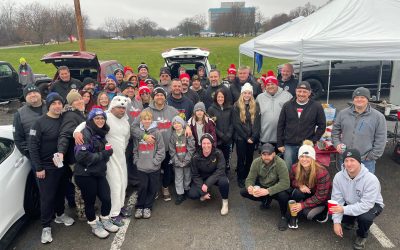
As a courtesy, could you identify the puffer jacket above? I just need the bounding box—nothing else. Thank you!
[207,103,233,145]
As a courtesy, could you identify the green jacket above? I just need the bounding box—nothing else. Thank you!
[245,156,290,196]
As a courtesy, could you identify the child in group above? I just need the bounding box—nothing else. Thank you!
[187,102,217,149]
[169,115,196,205]
[133,111,165,219]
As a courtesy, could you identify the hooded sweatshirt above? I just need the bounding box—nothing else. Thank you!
[131,102,178,152]
[133,121,165,173]
[167,94,194,121]
[331,164,384,224]
[169,129,196,168]
[256,87,292,143]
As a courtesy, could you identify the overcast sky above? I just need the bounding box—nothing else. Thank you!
[21,0,330,29]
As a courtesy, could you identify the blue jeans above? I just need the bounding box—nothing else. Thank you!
[284,145,300,171]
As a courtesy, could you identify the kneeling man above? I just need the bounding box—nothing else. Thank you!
[331,149,384,250]
[240,143,290,231]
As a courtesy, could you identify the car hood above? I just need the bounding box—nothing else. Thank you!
[40,51,100,69]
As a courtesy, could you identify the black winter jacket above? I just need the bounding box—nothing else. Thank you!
[207,103,233,145]
[74,125,112,177]
[58,107,86,165]
[232,102,261,142]
[276,99,326,147]
[50,78,82,101]
[203,84,232,110]
[230,77,262,103]
[191,148,226,190]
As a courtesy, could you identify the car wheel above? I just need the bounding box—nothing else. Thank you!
[306,79,324,100]
[24,171,40,218]
[37,82,50,98]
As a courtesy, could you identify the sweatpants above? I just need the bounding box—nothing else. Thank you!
[240,188,290,216]
[217,143,232,169]
[37,168,68,228]
[342,203,383,238]
[236,139,256,181]
[188,176,229,199]
[136,170,160,209]
[161,153,173,188]
[174,166,191,195]
[75,175,111,222]
[289,188,326,220]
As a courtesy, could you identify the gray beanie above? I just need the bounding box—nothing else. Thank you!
[352,87,370,99]
[172,115,186,128]
[193,102,206,113]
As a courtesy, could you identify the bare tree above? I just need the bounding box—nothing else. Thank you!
[18,2,52,44]
[136,18,158,37]
[0,1,19,45]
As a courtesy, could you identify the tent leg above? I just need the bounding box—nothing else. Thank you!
[377,61,383,101]
[299,61,303,81]
[252,52,256,75]
[239,52,241,67]
[327,60,332,104]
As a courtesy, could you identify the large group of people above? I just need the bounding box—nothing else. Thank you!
[12,61,387,250]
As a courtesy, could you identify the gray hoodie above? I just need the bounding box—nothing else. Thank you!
[131,102,178,151]
[332,104,387,160]
[331,164,384,224]
[169,130,196,168]
[256,87,292,143]
[133,121,165,173]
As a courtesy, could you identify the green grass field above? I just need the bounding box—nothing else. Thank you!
[1,37,287,79]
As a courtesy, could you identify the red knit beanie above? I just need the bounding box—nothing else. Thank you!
[263,70,278,86]
[227,64,236,75]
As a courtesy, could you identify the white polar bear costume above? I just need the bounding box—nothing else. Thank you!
[106,96,130,217]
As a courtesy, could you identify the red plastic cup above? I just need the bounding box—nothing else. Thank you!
[328,200,338,215]
[105,143,112,150]
[397,110,400,120]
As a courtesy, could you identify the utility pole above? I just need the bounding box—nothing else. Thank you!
[74,0,86,51]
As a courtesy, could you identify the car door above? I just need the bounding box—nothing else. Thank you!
[0,63,20,100]
[0,137,29,239]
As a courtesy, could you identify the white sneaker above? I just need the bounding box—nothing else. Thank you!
[221,199,229,215]
[41,227,53,244]
[88,219,109,239]
[101,216,119,233]
[54,213,75,226]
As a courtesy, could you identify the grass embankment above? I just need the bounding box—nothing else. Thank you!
[1,37,287,78]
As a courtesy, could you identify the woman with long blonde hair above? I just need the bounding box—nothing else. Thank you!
[288,140,332,229]
[232,83,261,188]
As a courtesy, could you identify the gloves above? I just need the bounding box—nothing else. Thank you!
[102,149,113,160]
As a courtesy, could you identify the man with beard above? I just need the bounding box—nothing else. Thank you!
[167,78,194,121]
[137,62,157,83]
[158,67,172,95]
[180,73,199,105]
[50,66,82,100]
[203,69,232,110]
[230,66,262,102]
[104,74,120,101]
[29,93,75,244]
[278,63,298,97]
[240,143,290,231]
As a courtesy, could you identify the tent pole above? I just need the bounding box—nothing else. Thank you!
[299,61,303,81]
[327,60,332,104]
[377,61,383,101]
[239,52,241,67]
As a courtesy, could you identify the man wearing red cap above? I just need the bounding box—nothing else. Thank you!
[256,71,292,151]
[138,84,151,109]
[226,64,237,84]
[180,73,199,105]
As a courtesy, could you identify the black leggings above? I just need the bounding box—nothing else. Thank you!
[75,175,111,222]
[217,143,232,169]
[240,188,290,216]
[161,152,174,188]
[188,176,230,199]
[289,188,326,220]
[37,168,68,227]
[236,139,255,181]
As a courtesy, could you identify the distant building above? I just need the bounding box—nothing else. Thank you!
[208,2,255,33]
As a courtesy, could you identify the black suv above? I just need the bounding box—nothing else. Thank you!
[278,61,392,99]
[0,61,22,101]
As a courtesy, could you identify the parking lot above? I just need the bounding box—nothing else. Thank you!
[2,92,399,250]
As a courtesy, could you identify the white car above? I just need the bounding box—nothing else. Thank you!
[161,47,214,79]
[0,125,40,249]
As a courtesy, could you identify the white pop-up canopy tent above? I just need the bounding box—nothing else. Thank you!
[238,16,304,62]
[253,0,400,102]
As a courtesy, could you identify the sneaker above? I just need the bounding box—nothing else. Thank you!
[162,187,172,201]
[288,217,298,229]
[111,215,125,227]
[278,217,288,231]
[41,227,53,244]
[143,208,151,219]
[343,222,357,230]
[101,217,119,233]
[120,206,132,217]
[54,213,75,226]
[353,236,367,250]
[89,220,109,239]
[134,208,143,219]
[175,194,186,205]
[315,210,329,223]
